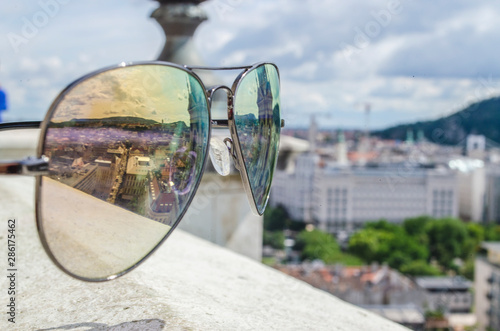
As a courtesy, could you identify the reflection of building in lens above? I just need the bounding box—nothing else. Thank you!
[122,156,153,197]
[147,175,178,225]
[186,76,206,169]
[256,68,273,123]
[95,158,118,200]
[50,161,98,196]
[236,67,275,208]
[53,155,75,167]
[170,148,197,195]
[72,164,98,195]
[107,145,126,158]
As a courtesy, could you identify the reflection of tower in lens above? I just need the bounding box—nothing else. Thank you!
[38,64,210,280]
[234,64,280,215]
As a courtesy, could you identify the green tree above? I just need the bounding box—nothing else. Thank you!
[484,223,500,241]
[348,223,428,268]
[348,228,383,262]
[403,215,432,245]
[426,218,469,268]
[295,229,340,264]
[466,222,485,243]
[263,205,290,231]
[403,215,432,235]
[288,219,307,232]
[263,231,285,249]
[461,256,475,280]
[365,219,399,232]
[388,230,428,262]
[399,260,442,276]
[386,251,411,270]
[463,222,486,259]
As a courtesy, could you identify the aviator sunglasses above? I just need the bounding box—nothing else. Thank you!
[0,61,282,281]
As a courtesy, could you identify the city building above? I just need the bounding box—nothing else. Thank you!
[314,164,458,233]
[414,276,473,314]
[449,158,486,222]
[475,242,500,331]
[275,263,419,307]
[271,152,318,222]
[484,165,500,223]
[466,134,486,160]
[271,154,459,233]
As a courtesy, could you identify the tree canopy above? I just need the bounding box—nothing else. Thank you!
[263,205,290,231]
[348,219,428,271]
[294,229,362,265]
[346,216,496,277]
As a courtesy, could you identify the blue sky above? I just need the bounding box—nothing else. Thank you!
[1,0,500,129]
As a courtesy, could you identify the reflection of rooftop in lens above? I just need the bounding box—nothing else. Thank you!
[127,156,153,175]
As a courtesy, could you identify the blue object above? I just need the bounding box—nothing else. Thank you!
[0,88,7,123]
[0,88,6,111]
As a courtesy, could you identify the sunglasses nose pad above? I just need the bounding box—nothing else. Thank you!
[209,137,231,176]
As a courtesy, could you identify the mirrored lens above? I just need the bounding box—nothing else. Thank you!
[233,64,280,215]
[37,64,209,280]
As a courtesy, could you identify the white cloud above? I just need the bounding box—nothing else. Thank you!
[0,0,161,121]
[19,57,40,72]
[289,61,319,80]
[1,0,499,129]
[42,56,62,70]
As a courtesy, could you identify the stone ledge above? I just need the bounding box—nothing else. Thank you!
[0,176,408,330]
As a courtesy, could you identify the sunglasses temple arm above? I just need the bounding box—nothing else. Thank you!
[0,156,49,176]
[0,121,49,176]
[0,121,41,131]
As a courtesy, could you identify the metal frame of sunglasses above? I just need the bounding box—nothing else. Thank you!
[0,61,283,281]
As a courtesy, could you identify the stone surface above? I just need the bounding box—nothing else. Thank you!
[0,175,409,331]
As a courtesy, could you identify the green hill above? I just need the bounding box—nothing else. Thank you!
[374,96,500,145]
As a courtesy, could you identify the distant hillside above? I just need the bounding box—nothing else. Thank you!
[373,97,500,145]
[51,116,160,127]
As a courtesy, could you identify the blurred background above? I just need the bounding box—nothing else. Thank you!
[2,1,500,330]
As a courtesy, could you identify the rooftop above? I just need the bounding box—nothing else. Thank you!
[414,276,472,290]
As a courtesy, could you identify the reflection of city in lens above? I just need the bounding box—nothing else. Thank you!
[44,118,202,226]
[42,64,209,227]
[38,64,210,280]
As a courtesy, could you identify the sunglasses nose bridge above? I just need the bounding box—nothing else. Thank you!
[205,85,233,114]
[205,85,235,177]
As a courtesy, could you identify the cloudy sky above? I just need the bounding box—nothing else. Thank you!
[1,0,500,129]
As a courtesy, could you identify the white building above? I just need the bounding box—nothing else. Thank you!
[466,134,486,160]
[449,158,486,222]
[272,153,318,222]
[484,165,500,223]
[313,164,458,233]
[271,153,459,233]
[475,242,500,331]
